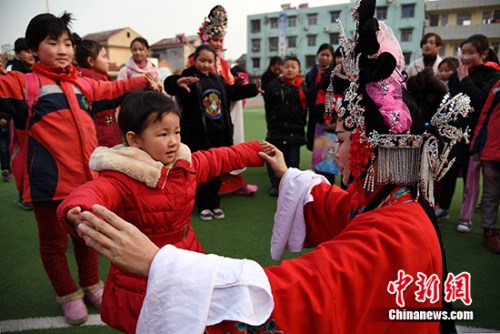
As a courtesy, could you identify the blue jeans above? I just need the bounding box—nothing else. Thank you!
[266,142,301,188]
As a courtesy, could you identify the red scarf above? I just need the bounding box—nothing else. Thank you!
[33,63,91,101]
[283,75,307,110]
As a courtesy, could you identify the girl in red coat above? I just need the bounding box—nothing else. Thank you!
[0,12,159,325]
[58,90,265,333]
[74,35,122,147]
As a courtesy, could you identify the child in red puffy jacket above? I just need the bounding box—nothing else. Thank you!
[58,90,265,333]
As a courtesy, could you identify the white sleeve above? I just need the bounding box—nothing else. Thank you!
[136,245,274,334]
[271,168,329,261]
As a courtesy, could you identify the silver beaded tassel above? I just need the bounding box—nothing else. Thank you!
[376,146,421,185]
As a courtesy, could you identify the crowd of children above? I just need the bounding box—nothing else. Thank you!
[0,3,499,332]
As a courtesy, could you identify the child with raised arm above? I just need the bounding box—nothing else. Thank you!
[58,90,265,333]
[165,44,261,221]
[0,12,159,325]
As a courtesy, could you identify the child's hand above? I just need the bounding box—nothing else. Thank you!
[145,71,162,92]
[256,79,264,95]
[457,65,469,82]
[67,206,86,237]
[177,76,199,92]
[258,141,288,178]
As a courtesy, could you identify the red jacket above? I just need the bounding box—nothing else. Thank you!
[207,184,443,334]
[0,64,148,201]
[78,67,123,147]
[58,140,264,333]
[471,80,500,162]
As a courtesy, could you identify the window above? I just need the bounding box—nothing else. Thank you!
[288,16,297,27]
[457,12,471,25]
[252,57,260,69]
[306,55,316,69]
[330,32,340,45]
[400,28,413,42]
[453,43,461,56]
[494,10,500,23]
[288,36,297,48]
[251,39,261,52]
[269,37,279,51]
[402,4,415,18]
[330,11,341,23]
[270,17,279,29]
[127,32,131,38]
[429,14,439,27]
[376,6,387,20]
[403,52,412,66]
[441,13,448,26]
[307,35,317,47]
[308,13,318,26]
[251,20,261,33]
[483,11,492,24]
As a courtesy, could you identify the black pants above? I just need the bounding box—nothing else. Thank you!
[195,176,222,213]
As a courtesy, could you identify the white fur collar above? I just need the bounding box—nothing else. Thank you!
[89,143,192,188]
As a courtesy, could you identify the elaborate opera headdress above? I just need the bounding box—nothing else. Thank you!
[198,5,228,44]
[324,0,472,205]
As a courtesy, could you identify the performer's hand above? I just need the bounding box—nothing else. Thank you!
[145,71,162,92]
[258,141,288,178]
[177,76,199,92]
[78,204,160,276]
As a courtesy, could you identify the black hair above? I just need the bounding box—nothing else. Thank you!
[438,57,460,72]
[420,32,443,48]
[268,56,284,67]
[461,34,500,65]
[14,38,29,53]
[316,43,334,56]
[193,44,216,60]
[130,37,150,49]
[73,33,103,69]
[25,12,74,52]
[118,90,180,143]
[284,55,301,68]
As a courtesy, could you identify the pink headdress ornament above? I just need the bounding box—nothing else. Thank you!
[198,5,228,44]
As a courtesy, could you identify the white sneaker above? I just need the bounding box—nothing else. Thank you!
[457,221,472,233]
[199,209,214,221]
[434,208,450,221]
[212,208,225,220]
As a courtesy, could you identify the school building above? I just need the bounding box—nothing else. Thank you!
[245,0,500,76]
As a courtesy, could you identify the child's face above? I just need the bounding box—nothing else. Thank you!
[438,63,454,81]
[317,49,333,69]
[460,43,486,69]
[131,41,148,64]
[270,63,283,75]
[195,50,215,76]
[283,60,300,80]
[17,50,35,68]
[208,35,224,54]
[133,112,181,166]
[92,48,109,75]
[33,32,73,67]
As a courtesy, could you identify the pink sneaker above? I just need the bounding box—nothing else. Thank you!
[57,289,88,325]
[82,281,104,309]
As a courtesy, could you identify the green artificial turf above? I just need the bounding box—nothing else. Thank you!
[0,103,498,332]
